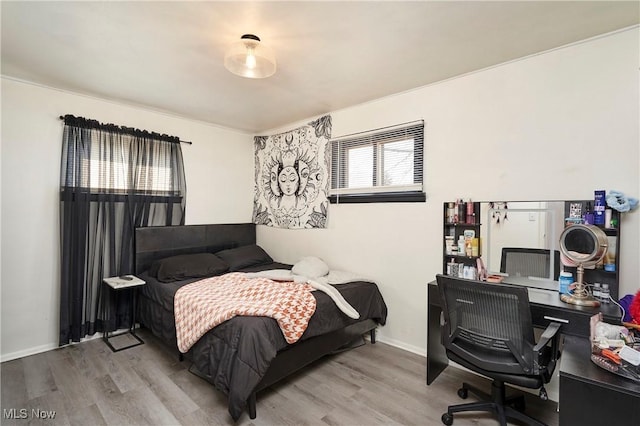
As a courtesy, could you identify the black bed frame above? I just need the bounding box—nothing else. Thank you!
[135,223,377,420]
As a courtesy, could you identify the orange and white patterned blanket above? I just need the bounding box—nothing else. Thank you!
[174,272,316,353]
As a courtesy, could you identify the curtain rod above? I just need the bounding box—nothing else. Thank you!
[58,115,193,145]
[331,119,424,140]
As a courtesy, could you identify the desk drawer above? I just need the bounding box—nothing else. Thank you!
[531,304,590,337]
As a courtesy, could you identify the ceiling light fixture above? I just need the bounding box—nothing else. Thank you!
[224,34,276,79]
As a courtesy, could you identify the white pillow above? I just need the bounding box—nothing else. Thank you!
[292,256,330,279]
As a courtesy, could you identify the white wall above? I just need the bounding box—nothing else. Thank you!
[0,78,254,360]
[258,28,640,355]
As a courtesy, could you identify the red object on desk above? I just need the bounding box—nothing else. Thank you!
[601,348,622,365]
[628,289,640,325]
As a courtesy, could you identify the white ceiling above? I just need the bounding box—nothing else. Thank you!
[2,1,638,133]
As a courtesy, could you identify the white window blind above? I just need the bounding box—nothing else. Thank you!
[73,134,178,195]
[330,120,424,202]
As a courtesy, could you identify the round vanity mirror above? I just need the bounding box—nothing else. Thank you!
[559,224,608,307]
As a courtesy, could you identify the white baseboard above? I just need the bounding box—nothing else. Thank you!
[1,343,58,363]
[0,332,109,363]
[369,333,427,358]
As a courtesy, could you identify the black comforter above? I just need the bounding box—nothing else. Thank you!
[138,264,387,420]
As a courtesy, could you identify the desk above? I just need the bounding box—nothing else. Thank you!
[559,336,640,426]
[426,281,639,425]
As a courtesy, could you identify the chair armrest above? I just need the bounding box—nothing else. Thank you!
[533,321,562,352]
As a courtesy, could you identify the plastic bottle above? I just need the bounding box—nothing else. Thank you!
[469,266,477,280]
[447,259,456,276]
[447,202,456,223]
[592,283,601,301]
[594,190,606,225]
[471,238,479,257]
[466,200,474,224]
[458,236,466,256]
[600,283,610,303]
[559,272,573,295]
[445,236,455,255]
[465,240,473,257]
[583,202,594,225]
[457,200,466,224]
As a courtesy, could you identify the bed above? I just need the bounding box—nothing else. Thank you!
[134,223,388,421]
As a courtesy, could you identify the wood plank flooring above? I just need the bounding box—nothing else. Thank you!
[1,328,559,425]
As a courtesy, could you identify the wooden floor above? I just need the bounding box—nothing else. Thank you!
[1,328,559,425]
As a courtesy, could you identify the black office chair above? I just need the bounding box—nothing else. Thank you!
[436,274,562,426]
[500,247,561,280]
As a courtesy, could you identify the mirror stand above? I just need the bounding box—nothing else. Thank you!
[559,224,609,308]
[560,264,600,307]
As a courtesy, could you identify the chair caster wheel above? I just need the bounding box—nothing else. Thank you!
[457,388,468,399]
[441,413,454,425]
[539,387,548,401]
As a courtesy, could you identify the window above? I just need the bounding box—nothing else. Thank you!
[62,127,184,199]
[59,114,187,345]
[330,120,425,203]
[80,144,175,194]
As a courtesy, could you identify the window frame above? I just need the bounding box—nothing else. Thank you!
[63,133,183,200]
[78,157,176,195]
[329,120,425,204]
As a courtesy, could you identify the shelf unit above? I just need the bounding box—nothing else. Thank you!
[563,200,621,300]
[442,201,481,276]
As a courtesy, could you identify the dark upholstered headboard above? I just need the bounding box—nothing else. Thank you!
[135,223,256,274]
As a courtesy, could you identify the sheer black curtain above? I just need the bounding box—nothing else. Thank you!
[59,115,186,345]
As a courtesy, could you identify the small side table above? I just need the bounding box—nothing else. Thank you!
[103,275,146,352]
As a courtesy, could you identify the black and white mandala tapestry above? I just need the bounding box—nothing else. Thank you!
[253,115,332,229]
